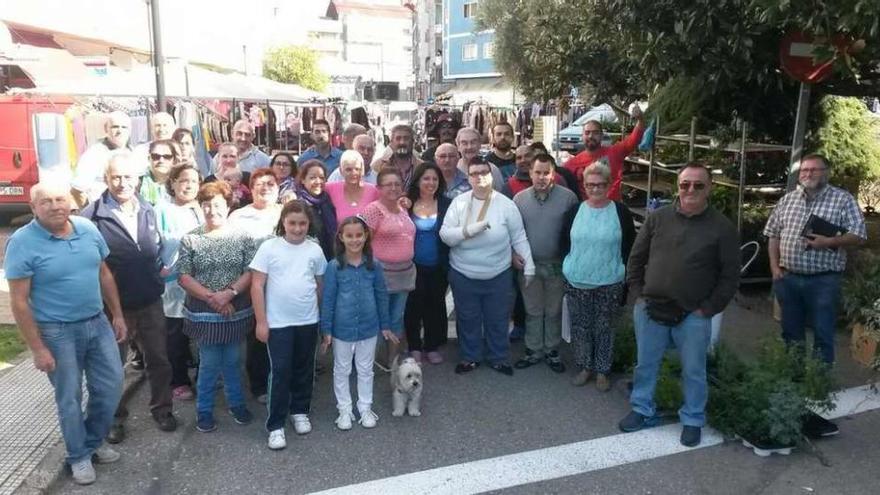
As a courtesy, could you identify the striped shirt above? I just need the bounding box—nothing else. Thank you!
[764,184,866,274]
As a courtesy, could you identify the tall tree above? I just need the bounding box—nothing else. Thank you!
[263,45,329,92]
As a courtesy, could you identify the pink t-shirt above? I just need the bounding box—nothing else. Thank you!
[325,182,379,224]
[361,200,416,264]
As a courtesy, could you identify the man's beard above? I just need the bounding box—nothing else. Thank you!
[394,147,412,157]
[495,142,512,153]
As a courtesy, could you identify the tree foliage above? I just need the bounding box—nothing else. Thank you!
[263,45,329,92]
[807,95,880,191]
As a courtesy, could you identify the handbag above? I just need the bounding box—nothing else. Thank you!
[645,298,689,326]
[383,260,417,293]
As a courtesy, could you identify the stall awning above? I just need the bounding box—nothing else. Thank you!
[1,45,93,87]
[435,78,522,107]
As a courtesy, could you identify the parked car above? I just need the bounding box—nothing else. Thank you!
[555,104,618,153]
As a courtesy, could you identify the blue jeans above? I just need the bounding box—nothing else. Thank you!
[449,268,514,364]
[630,301,711,427]
[773,272,841,364]
[388,292,409,335]
[39,314,123,464]
[196,342,245,416]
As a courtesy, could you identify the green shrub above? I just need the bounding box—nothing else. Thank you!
[611,314,637,373]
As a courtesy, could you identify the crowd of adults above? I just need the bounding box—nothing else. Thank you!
[5,107,866,485]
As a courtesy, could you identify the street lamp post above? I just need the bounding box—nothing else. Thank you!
[146,0,166,112]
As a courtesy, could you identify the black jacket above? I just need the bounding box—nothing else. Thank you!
[81,191,164,310]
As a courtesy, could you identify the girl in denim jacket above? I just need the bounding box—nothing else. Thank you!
[321,216,395,430]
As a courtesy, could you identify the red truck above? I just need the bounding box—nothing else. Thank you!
[0,95,72,220]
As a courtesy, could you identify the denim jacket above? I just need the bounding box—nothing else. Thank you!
[321,258,390,341]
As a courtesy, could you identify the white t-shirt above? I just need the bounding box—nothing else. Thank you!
[249,237,327,327]
[228,204,282,245]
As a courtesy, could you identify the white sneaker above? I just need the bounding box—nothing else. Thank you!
[70,458,96,485]
[92,445,120,464]
[291,414,312,435]
[335,411,354,431]
[268,429,286,450]
[359,409,378,429]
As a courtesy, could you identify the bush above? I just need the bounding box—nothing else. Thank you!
[611,313,637,373]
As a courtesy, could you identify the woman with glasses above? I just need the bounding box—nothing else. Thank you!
[270,152,298,202]
[361,168,417,366]
[440,157,534,376]
[560,161,635,391]
[140,139,178,206]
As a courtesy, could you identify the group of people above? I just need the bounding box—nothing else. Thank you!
[5,106,866,485]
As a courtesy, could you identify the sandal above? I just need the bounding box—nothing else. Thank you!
[454,361,479,374]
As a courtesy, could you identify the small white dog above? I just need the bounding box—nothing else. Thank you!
[391,355,423,417]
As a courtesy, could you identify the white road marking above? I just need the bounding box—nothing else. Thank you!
[309,383,880,495]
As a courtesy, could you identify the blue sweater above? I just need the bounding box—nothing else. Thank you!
[321,258,391,341]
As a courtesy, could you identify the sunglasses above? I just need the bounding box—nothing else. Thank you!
[678,182,707,191]
[151,153,174,161]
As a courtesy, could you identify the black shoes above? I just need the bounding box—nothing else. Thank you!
[680,425,702,447]
[153,412,178,432]
[106,423,125,444]
[514,350,541,369]
[545,351,566,373]
[454,361,479,374]
[490,363,514,376]
[618,411,658,433]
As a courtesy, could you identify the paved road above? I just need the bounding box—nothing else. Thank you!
[48,337,880,495]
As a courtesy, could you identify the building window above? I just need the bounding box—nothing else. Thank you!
[463,1,478,19]
[462,43,477,61]
[435,1,443,21]
[483,41,494,59]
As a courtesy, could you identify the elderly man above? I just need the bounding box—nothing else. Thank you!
[328,134,377,184]
[82,153,177,443]
[228,119,271,174]
[435,142,469,199]
[371,124,423,187]
[133,112,177,162]
[512,153,579,373]
[619,163,740,447]
[5,180,127,485]
[455,127,504,193]
[564,105,644,201]
[298,118,343,173]
[766,154,866,364]
[71,111,133,208]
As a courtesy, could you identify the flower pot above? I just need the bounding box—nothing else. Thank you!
[740,438,794,457]
[850,323,879,368]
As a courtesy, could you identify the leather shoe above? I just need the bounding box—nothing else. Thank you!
[680,425,701,447]
[153,412,178,432]
[106,423,125,444]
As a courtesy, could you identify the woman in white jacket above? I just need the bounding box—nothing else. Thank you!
[440,157,534,376]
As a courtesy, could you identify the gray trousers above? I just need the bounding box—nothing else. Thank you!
[518,261,565,356]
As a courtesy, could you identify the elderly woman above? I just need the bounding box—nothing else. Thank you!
[139,139,177,206]
[440,157,534,376]
[178,181,256,432]
[403,163,451,364]
[227,168,282,402]
[296,159,337,259]
[560,161,635,392]
[455,127,504,192]
[362,168,417,364]
[326,150,379,224]
[156,164,204,401]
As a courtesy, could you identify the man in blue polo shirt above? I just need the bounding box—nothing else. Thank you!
[5,180,128,485]
[297,118,342,174]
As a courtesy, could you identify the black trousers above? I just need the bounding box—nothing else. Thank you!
[246,329,270,396]
[166,317,193,388]
[404,264,449,352]
[266,324,318,431]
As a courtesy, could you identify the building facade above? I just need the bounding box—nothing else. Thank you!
[442,0,499,80]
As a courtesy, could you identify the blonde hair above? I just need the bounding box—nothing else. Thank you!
[583,159,611,183]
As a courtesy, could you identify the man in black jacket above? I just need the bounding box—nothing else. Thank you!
[82,152,177,443]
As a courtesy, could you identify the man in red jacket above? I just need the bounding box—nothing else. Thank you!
[564,105,645,201]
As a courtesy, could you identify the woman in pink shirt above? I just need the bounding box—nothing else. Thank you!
[325,150,379,224]
[361,168,416,365]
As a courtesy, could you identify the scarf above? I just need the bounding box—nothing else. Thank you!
[295,183,337,259]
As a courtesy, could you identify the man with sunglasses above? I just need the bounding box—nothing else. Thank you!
[563,105,644,201]
[619,163,740,447]
[72,111,133,208]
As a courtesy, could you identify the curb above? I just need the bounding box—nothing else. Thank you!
[13,367,145,494]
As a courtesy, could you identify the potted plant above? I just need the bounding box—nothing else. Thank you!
[707,338,836,457]
[852,299,880,369]
[842,252,880,366]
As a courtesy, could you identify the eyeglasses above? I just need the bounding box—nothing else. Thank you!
[585,182,607,189]
[678,181,707,191]
[150,153,174,161]
[109,125,129,130]
[469,170,491,177]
